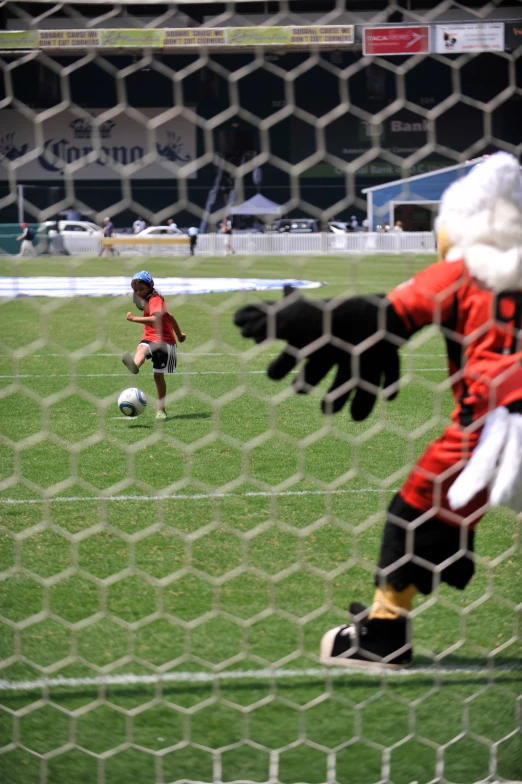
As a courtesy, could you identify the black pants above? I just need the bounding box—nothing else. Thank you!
[190,236,197,255]
[375,493,475,594]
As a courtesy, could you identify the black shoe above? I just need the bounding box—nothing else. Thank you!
[348,602,368,618]
[320,613,412,670]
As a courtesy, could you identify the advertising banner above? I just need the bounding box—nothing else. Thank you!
[295,111,436,178]
[22,0,273,3]
[0,109,196,180]
[99,29,164,48]
[288,26,354,46]
[0,25,354,52]
[38,30,101,47]
[0,30,38,48]
[163,28,227,47]
[505,23,522,52]
[363,26,429,56]
[434,23,504,53]
[295,105,479,179]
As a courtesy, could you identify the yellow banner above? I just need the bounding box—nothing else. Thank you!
[0,31,39,48]
[163,28,227,47]
[227,27,291,46]
[104,237,189,245]
[100,29,164,48]
[0,25,354,51]
[289,26,355,45]
[39,30,101,48]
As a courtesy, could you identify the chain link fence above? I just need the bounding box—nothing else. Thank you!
[0,2,521,783]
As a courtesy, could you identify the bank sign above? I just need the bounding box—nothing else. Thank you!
[0,109,196,180]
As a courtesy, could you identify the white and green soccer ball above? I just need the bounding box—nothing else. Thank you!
[118,387,147,417]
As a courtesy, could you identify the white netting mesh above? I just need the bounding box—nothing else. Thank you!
[0,2,521,783]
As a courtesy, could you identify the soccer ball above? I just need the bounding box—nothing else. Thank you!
[118,387,147,417]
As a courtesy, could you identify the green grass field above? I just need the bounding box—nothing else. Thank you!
[0,253,520,784]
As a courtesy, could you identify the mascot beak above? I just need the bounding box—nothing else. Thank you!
[436,224,451,261]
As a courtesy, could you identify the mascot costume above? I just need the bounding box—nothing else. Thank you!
[234,151,522,669]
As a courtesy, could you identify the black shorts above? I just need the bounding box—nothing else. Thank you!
[139,341,177,374]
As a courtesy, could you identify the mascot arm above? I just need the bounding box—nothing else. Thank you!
[234,289,412,421]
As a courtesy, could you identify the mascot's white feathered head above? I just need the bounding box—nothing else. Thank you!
[435,152,522,292]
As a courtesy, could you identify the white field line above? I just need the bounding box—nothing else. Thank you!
[0,368,447,379]
[0,352,448,359]
[0,371,268,379]
[1,664,520,692]
[0,487,391,505]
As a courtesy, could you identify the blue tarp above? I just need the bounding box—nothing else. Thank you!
[0,276,324,298]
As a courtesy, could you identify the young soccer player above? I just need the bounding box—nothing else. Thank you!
[122,270,186,420]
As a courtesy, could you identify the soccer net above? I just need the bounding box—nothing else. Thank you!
[0,2,521,783]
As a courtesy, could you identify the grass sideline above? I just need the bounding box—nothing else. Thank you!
[0,254,521,784]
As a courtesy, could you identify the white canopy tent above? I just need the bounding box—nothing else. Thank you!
[229,194,282,216]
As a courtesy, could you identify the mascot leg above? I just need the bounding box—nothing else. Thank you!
[321,494,476,669]
[321,426,487,669]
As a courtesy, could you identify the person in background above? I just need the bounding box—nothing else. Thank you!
[62,209,82,221]
[50,223,70,256]
[393,220,404,232]
[187,226,198,256]
[361,219,370,232]
[220,216,235,255]
[166,219,178,234]
[101,216,118,257]
[383,222,391,232]
[349,215,359,231]
[16,223,36,257]
[133,217,146,234]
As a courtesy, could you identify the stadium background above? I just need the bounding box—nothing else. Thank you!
[0,2,520,229]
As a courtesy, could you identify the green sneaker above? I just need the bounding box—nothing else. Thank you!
[122,353,139,375]
[155,410,167,421]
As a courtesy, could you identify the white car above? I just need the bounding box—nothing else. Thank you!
[37,220,103,255]
[136,225,186,237]
[39,220,102,236]
[327,221,349,235]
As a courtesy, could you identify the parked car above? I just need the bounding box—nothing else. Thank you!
[38,220,103,236]
[327,221,349,234]
[136,225,186,237]
[263,219,319,234]
[37,220,103,254]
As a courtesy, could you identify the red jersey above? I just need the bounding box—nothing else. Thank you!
[388,259,522,426]
[142,294,176,345]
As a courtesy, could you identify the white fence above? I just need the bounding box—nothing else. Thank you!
[199,231,437,255]
[43,231,437,256]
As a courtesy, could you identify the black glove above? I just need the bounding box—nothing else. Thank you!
[234,289,410,420]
